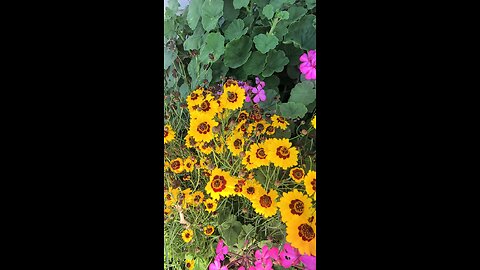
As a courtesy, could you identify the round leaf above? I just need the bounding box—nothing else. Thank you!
[284,14,316,50]
[286,6,307,23]
[201,0,224,32]
[241,51,266,76]
[253,34,279,54]
[233,0,249,9]
[224,36,252,68]
[223,0,240,22]
[279,102,308,119]
[262,50,289,77]
[186,0,203,30]
[288,81,316,105]
[199,32,225,63]
[224,19,248,41]
[262,4,274,20]
[164,47,177,70]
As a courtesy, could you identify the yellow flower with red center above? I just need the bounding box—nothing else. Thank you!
[189,94,220,119]
[164,207,172,221]
[237,110,249,122]
[185,259,195,270]
[191,191,205,206]
[271,115,289,130]
[204,198,218,213]
[265,138,299,170]
[232,178,246,197]
[220,81,245,110]
[169,158,184,174]
[241,152,256,171]
[289,167,305,183]
[181,188,193,209]
[184,134,197,148]
[251,189,279,218]
[311,115,316,129]
[247,120,268,136]
[197,141,213,155]
[203,225,215,236]
[183,157,195,173]
[181,229,194,243]
[277,189,313,224]
[164,124,175,144]
[236,120,249,135]
[188,113,219,143]
[226,131,245,156]
[186,88,205,112]
[241,179,265,201]
[205,168,234,200]
[265,124,275,135]
[304,170,316,200]
[286,208,316,256]
[164,161,170,172]
[248,142,271,168]
[164,187,180,207]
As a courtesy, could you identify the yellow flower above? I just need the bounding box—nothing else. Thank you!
[164,207,172,221]
[184,158,195,173]
[265,138,299,170]
[169,158,184,174]
[286,208,316,256]
[232,178,246,197]
[203,225,215,236]
[220,81,245,110]
[251,189,279,218]
[197,141,214,155]
[188,113,219,143]
[164,187,180,207]
[189,94,220,120]
[241,152,256,171]
[191,191,205,207]
[184,134,198,148]
[164,161,170,172]
[164,124,175,144]
[237,110,249,122]
[226,131,245,156]
[248,142,271,168]
[186,88,204,112]
[204,198,218,213]
[242,179,265,201]
[271,115,289,130]
[277,189,313,224]
[311,115,316,129]
[185,259,195,270]
[181,188,193,208]
[265,124,276,135]
[247,120,268,136]
[289,167,305,183]
[205,168,234,200]
[181,229,194,243]
[304,170,316,200]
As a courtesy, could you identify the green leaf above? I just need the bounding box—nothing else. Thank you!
[279,43,304,66]
[306,0,316,10]
[284,14,316,50]
[224,19,248,41]
[287,64,301,79]
[211,60,229,82]
[252,26,270,37]
[187,0,203,30]
[270,0,294,10]
[222,220,242,247]
[279,102,308,119]
[184,25,205,51]
[262,50,289,77]
[264,75,280,89]
[306,100,316,113]
[198,32,225,63]
[272,20,289,41]
[253,34,279,54]
[288,81,316,105]
[233,0,249,9]
[277,11,289,20]
[223,0,240,22]
[179,83,190,99]
[164,48,177,70]
[286,6,307,23]
[262,4,274,20]
[164,19,175,39]
[224,36,252,68]
[188,57,200,88]
[201,0,224,32]
[241,51,266,76]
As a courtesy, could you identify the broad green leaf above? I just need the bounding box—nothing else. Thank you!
[279,102,308,119]
[253,34,279,54]
[184,26,205,51]
[164,48,177,70]
[241,51,266,76]
[279,43,304,66]
[262,4,274,20]
[211,60,229,82]
[287,64,301,79]
[277,11,289,20]
[201,0,224,32]
[224,19,248,41]
[264,75,280,89]
[198,32,225,63]
[164,19,175,39]
[272,20,289,41]
[224,36,252,68]
[286,6,307,23]
[179,83,190,99]
[306,0,316,9]
[233,0,249,9]
[223,0,240,22]
[229,66,248,81]
[252,26,270,37]
[306,100,316,113]
[284,14,316,50]
[288,81,316,105]
[270,0,295,10]
[262,50,289,77]
[188,57,200,88]
[187,0,203,30]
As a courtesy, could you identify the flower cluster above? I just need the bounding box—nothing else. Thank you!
[241,77,267,103]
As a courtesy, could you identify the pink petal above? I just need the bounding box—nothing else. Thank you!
[299,53,309,62]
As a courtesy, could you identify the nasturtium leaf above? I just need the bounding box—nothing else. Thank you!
[224,36,252,68]
[279,102,308,119]
[164,47,177,70]
[224,19,248,41]
[262,50,289,77]
[284,14,316,50]
[254,0,269,8]
[233,0,249,9]
[253,34,279,54]
[201,0,224,32]
[198,32,225,63]
[286,6,307,23]
[241,51,267,76]
[223,0,240,22]
[262,4,274,20]
[288,81,316,105]
[186,0,203,30]
[277,11,289,20]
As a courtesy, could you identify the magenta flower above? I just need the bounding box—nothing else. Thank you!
[238,267,245,270]
[254,259,273,270]
[299,50,316,80]
[209,259,228,270]
[279,243,300,268]
[252,88,266,103]
[300,255,316,270]
[215,239,229,261]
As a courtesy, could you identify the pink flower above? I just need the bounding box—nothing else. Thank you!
[209,259,228,270]
[299,50,316,80]
[279,243,300,268]
[254,259,273,270]
[238,267,245,270]
[215,239,229,261]
[300,255,316,270]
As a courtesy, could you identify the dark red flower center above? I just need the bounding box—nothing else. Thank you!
[298,223,315,241]
[259,194,272,208]
[289,199,304,215]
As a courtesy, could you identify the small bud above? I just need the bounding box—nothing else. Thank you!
[301,129,308,135]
